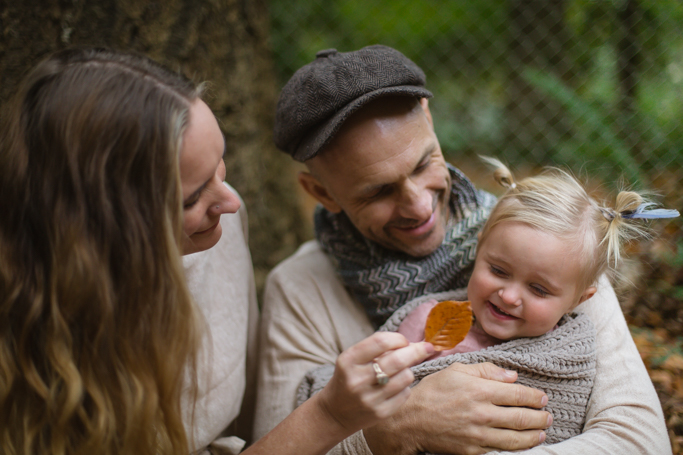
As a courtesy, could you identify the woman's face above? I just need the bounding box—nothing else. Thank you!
[180,99,241,255]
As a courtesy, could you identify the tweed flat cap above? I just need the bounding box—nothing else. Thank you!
[274,45,433,162]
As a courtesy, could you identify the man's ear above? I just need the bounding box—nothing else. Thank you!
[420,97,434,128]
[297,171,342,213]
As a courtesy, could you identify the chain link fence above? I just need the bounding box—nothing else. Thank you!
[268,4,683,450]
[269,0,683,209]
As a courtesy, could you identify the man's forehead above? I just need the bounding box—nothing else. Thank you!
[316,103,427,164]
[320,133,438,197]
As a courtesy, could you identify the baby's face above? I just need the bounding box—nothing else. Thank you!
[467,221,594,341]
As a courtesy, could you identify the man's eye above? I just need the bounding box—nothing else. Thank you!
[367,186,390,200]
[415,160,430,172]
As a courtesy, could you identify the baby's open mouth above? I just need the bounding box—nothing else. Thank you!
[489,302,518,318]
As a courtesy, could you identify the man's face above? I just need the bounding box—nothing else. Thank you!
[303,98,451,257]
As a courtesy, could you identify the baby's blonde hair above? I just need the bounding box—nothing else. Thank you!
[479,157,657,293]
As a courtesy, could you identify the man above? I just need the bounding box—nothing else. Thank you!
[254,45,670,454]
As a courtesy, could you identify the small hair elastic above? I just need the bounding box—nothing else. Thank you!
[621,203,680,220]
[600,207,617,222]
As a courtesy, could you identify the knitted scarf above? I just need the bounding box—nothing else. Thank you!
[315,164,496,328]
[297,289,597,447]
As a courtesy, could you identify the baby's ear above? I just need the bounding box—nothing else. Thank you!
[577,286,597,306]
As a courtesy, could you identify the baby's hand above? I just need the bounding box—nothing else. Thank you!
[315,332,434,434]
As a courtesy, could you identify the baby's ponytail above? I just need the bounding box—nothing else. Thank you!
[599,191,679,267]
[480,156,516,190]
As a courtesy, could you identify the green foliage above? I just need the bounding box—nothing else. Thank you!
[269,0,683,185]
[522,67,643,186]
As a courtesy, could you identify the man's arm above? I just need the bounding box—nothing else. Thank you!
[493,275,671,455]
[254,242,553,455]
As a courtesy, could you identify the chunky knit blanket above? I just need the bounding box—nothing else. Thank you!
[315,164,496,328]
[297,290,597,446]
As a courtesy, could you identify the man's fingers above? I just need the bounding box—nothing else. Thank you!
[481,428,547,452]
[448,361,518,383]
[484,405,552,431]
[489,381,548,410]
[448,363,548,409]
[341,332,410,365]
[375,342,434,377]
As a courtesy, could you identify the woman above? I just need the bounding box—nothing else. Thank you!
[0,48,432,455]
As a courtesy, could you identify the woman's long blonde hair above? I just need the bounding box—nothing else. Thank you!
[479,157,656,293]
[0,48,202,454]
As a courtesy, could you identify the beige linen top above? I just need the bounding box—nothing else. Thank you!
[183,185,259,455]
[255,240,671,455]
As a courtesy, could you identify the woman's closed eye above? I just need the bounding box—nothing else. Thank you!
[184,198,199,209]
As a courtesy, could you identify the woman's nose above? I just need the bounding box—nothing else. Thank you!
[209,183,241,216]
[498,287,522,306]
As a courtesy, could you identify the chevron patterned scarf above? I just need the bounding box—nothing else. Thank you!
[315,164,496,328]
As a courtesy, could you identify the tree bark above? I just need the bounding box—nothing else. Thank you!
[616,0,644,157]
[504,0,575,161]
[0,0,307,293]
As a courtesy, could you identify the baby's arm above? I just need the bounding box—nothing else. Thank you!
[495,274,671,455]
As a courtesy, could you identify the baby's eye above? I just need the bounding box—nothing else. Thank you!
[490,265,507,277]
[530,285,549,298]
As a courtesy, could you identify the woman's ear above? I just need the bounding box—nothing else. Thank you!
[297,171,342,213]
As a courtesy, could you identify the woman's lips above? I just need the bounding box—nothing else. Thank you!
[487,301,519,320]
[194,220,220,236]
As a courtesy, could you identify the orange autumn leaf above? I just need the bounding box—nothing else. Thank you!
[424,300,472,351]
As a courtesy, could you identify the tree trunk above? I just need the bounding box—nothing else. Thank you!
[504,0,575,162]
[0,0,307,293]
[616,0,644,157]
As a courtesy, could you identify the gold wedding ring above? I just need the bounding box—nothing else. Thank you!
[372,361,389,386]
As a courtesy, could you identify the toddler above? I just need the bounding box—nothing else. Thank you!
[298,157,678,445]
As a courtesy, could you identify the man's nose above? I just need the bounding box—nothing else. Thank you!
[397,180,433,220]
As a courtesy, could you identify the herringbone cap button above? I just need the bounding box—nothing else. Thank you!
[316,49,337,58]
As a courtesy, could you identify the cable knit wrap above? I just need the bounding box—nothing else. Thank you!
[296,289,597,446]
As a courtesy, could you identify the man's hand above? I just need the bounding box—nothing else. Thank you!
[364,362,552,455]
